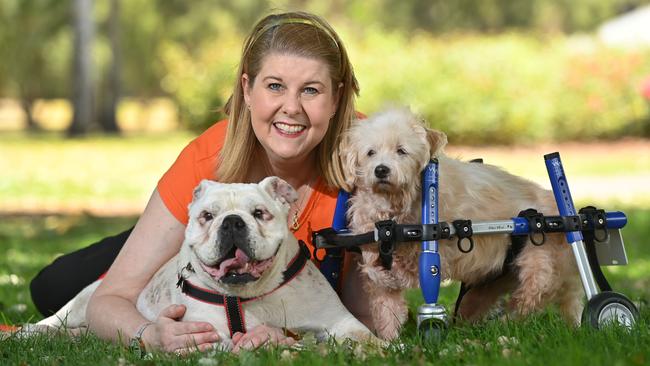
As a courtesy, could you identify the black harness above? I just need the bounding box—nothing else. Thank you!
[452,234,527,318]
[453,206,612,319]
[176,241,311,337]
[312,206,612,321]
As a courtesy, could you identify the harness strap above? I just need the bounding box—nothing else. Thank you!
[582,231,612,292]
[178,240,310,336]
[453,235,527,320]
[224,296,245,336]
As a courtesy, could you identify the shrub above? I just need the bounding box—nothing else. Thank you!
[164,25,650,143]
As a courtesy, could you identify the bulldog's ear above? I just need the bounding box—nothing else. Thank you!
[259,176,298,205]
[425,127,448,158]
[339,128,358,192]
[192,179,214,202]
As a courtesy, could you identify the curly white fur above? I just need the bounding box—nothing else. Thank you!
[341,107,583,340]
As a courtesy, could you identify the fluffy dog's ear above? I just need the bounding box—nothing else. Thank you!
[259,176,298,205]
[339,128,358,192]
[425,127,448,158]
[192,179,214,202]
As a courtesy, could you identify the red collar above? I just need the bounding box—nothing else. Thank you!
[177,241,310,336]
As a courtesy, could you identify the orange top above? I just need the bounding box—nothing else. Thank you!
[157,120,340,258]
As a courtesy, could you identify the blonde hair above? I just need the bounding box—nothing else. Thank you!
[218,11,359,188]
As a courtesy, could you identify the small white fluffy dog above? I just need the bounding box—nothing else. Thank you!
[341,107,582,340]
[20,178,377,349]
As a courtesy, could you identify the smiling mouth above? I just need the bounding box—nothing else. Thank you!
[273,122,306,135]
[199,246,274,284]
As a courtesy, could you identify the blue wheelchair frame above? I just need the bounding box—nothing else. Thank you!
[317,152,638,336]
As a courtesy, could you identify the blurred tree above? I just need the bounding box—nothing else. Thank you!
[97,0,121,134]
[0,0,69,132]
[338,0,650,34]
[113,0,269,131]
[68,0,95,137]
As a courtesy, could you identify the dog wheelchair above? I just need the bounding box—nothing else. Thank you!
[312,152,639,340]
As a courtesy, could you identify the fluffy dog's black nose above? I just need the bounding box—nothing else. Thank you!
[221,215,246,232]
[374,165,390,179]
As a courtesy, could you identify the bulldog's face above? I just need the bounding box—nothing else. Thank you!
[183,177,297,286]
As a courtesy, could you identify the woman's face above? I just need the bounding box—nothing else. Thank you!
[242,53,339,164]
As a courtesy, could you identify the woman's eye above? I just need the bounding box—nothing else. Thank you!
[303,86,319,95]
[201,211,213,221]
[397,147,408,155]
[268,83,282,91]
[253,209,264,219]
[367,149,376,157]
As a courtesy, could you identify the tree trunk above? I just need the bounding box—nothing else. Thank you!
[99,0,121,134]
[20,98,42,133]
[67,0,94,137]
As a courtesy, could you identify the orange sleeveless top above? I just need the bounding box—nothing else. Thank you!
[157,120,340,257]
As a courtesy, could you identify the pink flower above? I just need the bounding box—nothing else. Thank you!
[641,75,650,101]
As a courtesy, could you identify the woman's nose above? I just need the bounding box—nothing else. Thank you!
[281,93,302,116]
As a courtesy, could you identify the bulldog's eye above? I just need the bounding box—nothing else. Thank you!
[253,209,265,219]
[397,147,408,155]
[201,211,214,221]
[367,149,376,157]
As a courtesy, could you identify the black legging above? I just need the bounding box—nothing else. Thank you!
[29,227,133,316]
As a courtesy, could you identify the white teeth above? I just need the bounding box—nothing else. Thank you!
[274,122,305,134]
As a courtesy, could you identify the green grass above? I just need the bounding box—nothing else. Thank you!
[1,211,649,365]
[0,132,195,211]
[1,134,650,364]
[1,133,649,212]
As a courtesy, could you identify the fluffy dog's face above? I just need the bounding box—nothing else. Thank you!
[341,107,447,193]
[183,177,297,286]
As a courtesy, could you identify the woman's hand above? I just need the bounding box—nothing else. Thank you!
[231,324,296,353]
[145,304,221,354]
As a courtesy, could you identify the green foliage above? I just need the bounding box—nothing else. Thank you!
[2,0,650,138]
[339,0,650,34]
[0,0,70,98]
[159,27,650,140]
[347,31,650,144]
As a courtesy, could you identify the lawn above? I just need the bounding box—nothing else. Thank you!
[1,133,649,365]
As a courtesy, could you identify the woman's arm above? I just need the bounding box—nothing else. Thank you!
[86,189,219,353]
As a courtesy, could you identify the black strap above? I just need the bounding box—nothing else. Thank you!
[453,282,472,321]
[517,209,546,245]
[504,235,528,268]
[178,241,310,334]
[452,220,474,253]
[312,228,376,250]
[453,234,527,320]
[376,220,397,270]
[582,230,612,292]
[284,240,311,283]
[225,296,245,337]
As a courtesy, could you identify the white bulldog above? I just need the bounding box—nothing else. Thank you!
[22,177,376,348]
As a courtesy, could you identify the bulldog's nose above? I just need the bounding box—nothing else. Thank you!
[220,214,246,232]
[374,165,390,179]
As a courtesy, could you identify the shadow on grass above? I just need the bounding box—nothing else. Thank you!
[0,214,137,323]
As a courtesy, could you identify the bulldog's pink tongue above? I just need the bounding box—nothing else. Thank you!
[201,248,274,280]
[216,248,249,276]
[199,249,247,278]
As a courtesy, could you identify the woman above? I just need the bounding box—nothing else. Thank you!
[30,11,371,353]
